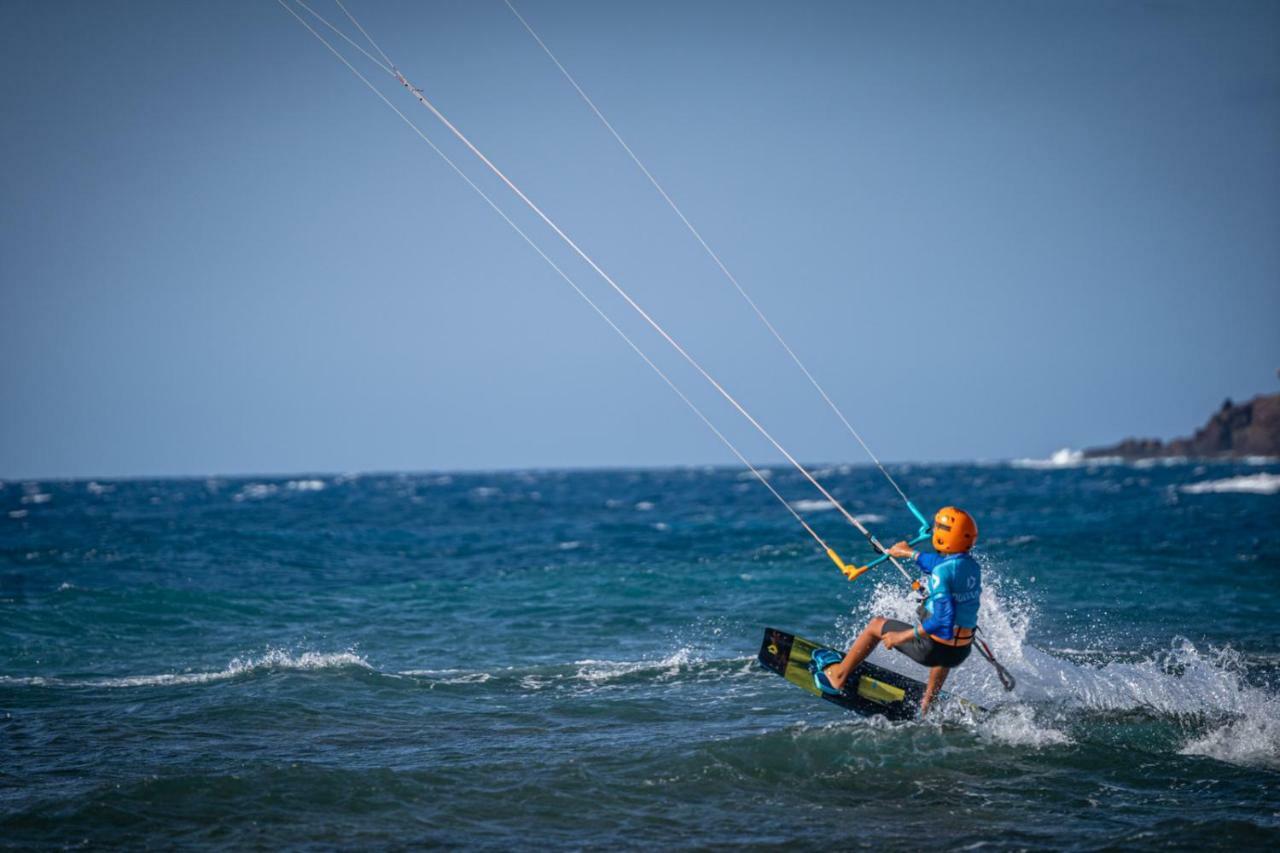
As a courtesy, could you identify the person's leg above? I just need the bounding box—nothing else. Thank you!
[920,666,950,716]
[822,617,888,691]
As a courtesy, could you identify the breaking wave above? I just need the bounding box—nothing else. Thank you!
[1180,473,1280,495]
[0,650,371,689]
[841,565,1280,767]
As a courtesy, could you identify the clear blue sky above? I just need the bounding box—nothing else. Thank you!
[2,1,1277,479]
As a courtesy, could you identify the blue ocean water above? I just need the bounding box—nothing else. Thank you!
[2,460,1278,848]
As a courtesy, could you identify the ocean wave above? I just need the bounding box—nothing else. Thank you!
[979,705,1072,748]
[573,648,695,685]
[788,499,835,513]
[846,571,1280,767]
[232,483,278,501]
[1011,448,1085,468]
[398,651,756,692]
[1181,700,1280,769]
[0,650,370,689]
[784,500,885,524]
[1180,473,1280,495]
[399,668,494,685]
[1011,449,1125,469]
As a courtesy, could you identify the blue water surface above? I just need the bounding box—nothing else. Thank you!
[2,461,1278,849]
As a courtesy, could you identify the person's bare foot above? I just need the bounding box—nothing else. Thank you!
[823,664,847,692]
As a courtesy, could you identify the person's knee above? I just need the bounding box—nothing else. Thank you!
[867,616,887,634]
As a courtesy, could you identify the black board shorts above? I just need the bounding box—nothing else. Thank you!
[883,619,973,668]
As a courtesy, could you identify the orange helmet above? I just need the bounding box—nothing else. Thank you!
[932,506,977,554]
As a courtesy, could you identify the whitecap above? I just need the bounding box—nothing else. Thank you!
[232,483,278,501]
[980,705,1072,748]
[8,510,28,519]
[1180,473,1280,495]
[843,566,1280,769]
[634,501,655,511]
[20,493,51,505]
[0,650,371,689]
[286,479,325,492]
[573,648,695,686]
[399,668,492,685]
[789,499,836,513]
[1011,448,1085,469]
[1181,704,1280,770]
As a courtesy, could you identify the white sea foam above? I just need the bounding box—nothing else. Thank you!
[573,648,694,686]
[1012,448,1084,469]
[1182,698,1280,769]
[286,479,325,492]
[1133,456,1189,469]
[634,501,655,511]
[8,510,28,519]
[0,650,370,689]
[846,566,1280,766]
[20,493,51,505]
[980,705,1072,748]
[233,483,278,501]
[399,668,496,686]
[738,469,772,480]
[1011,448,1130,469]
[1180,473,1280,495]
[785,499,885,526]
[789,499,835,512]
[85,481,114,495]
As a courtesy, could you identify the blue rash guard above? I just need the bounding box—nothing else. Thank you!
[915,551,982,640]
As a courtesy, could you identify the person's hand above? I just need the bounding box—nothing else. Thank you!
[882,629,913,650]
[886,541,915,559]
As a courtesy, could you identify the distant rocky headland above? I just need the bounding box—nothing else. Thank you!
[1085,392,1280,459]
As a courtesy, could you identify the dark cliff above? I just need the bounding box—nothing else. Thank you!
[1084,392,1280,459]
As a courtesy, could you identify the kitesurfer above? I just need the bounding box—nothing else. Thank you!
[813,507,981,716]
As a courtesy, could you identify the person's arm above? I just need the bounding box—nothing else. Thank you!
[919,562,955,638]
[919,592,955,638]
[915,551,945,574]
[887,541,944,574]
